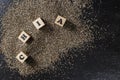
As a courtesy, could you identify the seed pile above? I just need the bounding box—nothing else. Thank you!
[1,0,94,76]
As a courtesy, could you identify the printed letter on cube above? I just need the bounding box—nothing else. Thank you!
[16,52,28,63]
[32,17,45,29]
[55,15,66,27]
[18,31,30,43]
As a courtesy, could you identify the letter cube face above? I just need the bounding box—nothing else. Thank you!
[16,52,28,63]
[32,17,45,30]
[55,15,66,27]
[18,31,30,43]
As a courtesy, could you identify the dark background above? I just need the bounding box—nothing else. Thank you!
[0,0,120,80]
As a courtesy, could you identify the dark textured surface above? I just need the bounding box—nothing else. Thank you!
[0,0,120,80]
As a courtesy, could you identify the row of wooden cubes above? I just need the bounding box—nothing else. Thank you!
[16,15,66,63]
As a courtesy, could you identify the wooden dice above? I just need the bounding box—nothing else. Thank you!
[18,31,30,43]
[32,17,45,30]
[55,15,66,27]
[16,52,28,63]
[17,15,66,63]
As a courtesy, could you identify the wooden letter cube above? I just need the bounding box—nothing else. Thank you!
[18,31,30,43]
[16,52,28,63]
[55,15,66,27]
[32,17,45,29]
